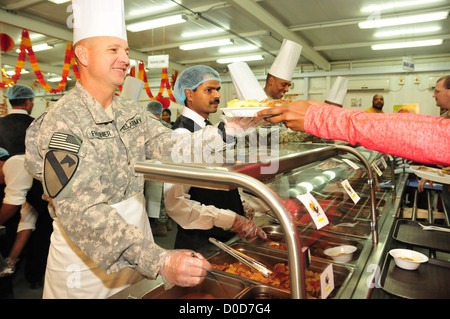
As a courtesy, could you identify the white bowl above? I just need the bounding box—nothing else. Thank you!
[389,249,429,270]
[324,245,357,263]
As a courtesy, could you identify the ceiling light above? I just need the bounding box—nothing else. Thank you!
[217,55,264,64]
[361,0,445,13]
[127,14,187,32]
[374,26,441,38]
[48,76,72,82]
[358,11,448,29]
[371,39,443,50]
[5,69,29,76]
[48,0,71,4]
[219,45,258,54]
[16,43,54,53]
[180,39,233,50]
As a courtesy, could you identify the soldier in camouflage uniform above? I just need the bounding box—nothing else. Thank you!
[24,0,259,299]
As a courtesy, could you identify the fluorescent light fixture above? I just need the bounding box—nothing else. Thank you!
[5,69,29,76]
[217,55,263,64]
[180,39,233,50]
[127,14,187,32]
[48,76,72,82]
[219,45,258,54]
[182,28,224,39]
[374,26,441,38]
[16,43,54,53]
[361,0,445,13]
[371,39,443,50]
[359,11,448,29]
[48,0,71,4]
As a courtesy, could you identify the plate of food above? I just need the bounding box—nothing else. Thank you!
[220,98,291,117]
[410,165,450,184]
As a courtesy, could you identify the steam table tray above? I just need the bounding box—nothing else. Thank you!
[379,254,450,299]
[392,219,450,253]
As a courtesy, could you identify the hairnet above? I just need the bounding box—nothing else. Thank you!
[173,65,221,105]
[147,100,163,115]
[0,147,9,161]
[7,84,35,100]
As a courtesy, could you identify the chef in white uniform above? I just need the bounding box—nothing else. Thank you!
[264,39,302,100]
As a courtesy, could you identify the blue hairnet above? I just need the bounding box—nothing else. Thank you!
[146,100,163,115]
[7,84,35,100]
[173,65,221,105]
[0,148,9,158]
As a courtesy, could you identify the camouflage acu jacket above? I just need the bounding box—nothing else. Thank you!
[24,82,223,279]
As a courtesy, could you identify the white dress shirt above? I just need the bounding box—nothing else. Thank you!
[164,107,236,231]
[3,155,38,232]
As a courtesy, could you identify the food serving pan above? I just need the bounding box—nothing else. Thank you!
[236,285,290,299]
[379,253,450,299]
[207,242,353,299]
[141,271,248,299]
[248,225,364,265]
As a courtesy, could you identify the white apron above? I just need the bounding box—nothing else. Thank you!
[43,192,153,299]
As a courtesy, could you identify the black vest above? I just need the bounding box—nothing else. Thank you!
[0,113,34,156]
[172,115,244,251]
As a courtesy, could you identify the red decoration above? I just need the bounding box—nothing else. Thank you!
[0,33,15,52]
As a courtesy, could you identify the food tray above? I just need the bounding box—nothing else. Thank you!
[207,242,353,299]
[410,165,450,184]
[248,225,364,265]
[141,271,247,299]
[220,107,269,117]
[392,219,450,253]
[379,253,450,299]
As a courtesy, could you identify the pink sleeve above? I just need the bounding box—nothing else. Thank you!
[304,103,450,166]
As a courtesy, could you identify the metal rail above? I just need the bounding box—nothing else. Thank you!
[335,145,379,244]
[135,161,306,299]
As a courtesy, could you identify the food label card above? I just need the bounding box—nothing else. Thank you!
[342,158,360,170]
[341,179,360,204]
[372,162,383,176]
[380,157,388,169]
[296,193,329,229]
[320,264,334,299]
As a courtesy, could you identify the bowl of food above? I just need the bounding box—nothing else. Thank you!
[324,245,357,263]
[389,249,428,270]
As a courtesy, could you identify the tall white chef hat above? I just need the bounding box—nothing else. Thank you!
[325,76,349,106]
[268,39,302,81]
[72,0,127,45]
[121,76,144,101]
[228,62,267,101]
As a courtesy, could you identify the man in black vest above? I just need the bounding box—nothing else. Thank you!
[0,84,35,156]
[165,65,266,251]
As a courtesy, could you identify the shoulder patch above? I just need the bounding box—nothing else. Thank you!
[49,132,82,154]
[44,150,79,198]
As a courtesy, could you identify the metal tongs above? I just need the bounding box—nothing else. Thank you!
[209,237,272,277]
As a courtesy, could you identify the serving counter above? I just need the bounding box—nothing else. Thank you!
[111,142,410,299]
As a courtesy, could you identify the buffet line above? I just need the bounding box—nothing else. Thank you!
[109,143,449,299]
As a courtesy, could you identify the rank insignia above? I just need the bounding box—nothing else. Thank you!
[44,150,79,198]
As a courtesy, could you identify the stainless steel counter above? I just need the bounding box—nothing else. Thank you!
[111,143,408,299]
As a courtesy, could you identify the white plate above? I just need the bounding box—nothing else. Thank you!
[220,107,269,117]
[410,165,450,184]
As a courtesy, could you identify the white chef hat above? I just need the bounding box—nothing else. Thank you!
[121,76,144,101]
[72,0,127,45]
[269,39,302,81]
[228,62,267,101]
[325,76,349,106]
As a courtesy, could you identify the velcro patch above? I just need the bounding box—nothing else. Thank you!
[44,150,79,198]
[49,132,82,154]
